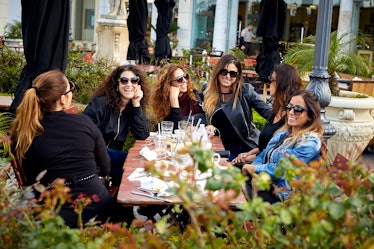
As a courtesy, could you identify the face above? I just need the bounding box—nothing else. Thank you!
[172,68,188,94]
[286,95,310,133]
[218,63,238,91]
[118,70,139,100]
[269,72,277,97]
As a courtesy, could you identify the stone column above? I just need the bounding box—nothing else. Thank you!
[212,0,228,52]
[228,0,239,51]
[306,0,336,141]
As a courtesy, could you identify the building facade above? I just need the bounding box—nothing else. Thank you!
[1,0,373,62]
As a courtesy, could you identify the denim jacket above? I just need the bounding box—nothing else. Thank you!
[253,130,321,200]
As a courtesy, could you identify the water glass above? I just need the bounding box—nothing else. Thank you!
[178,117,194,131]
[161,121,174,136]
[154,136,167,159]
[174,129,186,143]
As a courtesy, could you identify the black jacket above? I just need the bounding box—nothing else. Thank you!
[84,96,150,150]
[202,83,272,149]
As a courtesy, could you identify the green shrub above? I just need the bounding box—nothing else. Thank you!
[0,46,25,94]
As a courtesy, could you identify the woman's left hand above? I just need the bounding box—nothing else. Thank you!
[132,85,143,107]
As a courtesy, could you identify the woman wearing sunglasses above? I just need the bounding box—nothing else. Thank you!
[242,89,323,203]
[84,65,150,186]
[232,63,303,165]
[11,70,115,227]
[202,54,273,161]
[150,64,213,133]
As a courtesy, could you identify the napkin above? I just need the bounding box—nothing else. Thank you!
[140,146,157,161]
[127,168,149,180]
[140,177,174,197]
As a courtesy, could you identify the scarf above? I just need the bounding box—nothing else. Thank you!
[179,92,201,116]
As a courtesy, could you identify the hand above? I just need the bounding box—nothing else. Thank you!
[242,164,256,176]
[132,85,143,107]
[169,86,180,108]
[232,152,256,164]
[205,125,215,136]
[241,45,245,50]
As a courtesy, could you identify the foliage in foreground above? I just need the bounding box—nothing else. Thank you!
[1,136,373,248]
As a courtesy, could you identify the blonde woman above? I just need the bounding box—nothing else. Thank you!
[202,54,272,161]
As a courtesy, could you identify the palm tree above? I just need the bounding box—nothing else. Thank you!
[283,31,373,96]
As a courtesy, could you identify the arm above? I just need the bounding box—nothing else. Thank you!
[83,97,105,127]
[249,88,273,119]
[130,107,150,140]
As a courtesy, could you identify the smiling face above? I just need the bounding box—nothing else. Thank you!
[286,95,310,134]
[172,68,188,94]
[118,70,138,100]
[218,63,238,92]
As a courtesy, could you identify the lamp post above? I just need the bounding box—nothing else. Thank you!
[305,0,336,141]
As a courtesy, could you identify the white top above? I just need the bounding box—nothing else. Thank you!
[241,28,255,43]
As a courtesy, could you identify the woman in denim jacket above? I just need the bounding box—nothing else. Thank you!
[242,90,323,203]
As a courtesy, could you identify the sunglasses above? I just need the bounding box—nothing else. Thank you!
[219,69,238,78]
[285,103,309,115]
[64,81,75,95]
[173,74,189,83]
[119,76,140,85]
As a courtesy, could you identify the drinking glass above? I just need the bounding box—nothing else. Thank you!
[161,121,174,136]
[174,129,186,143]
[154,136,167,159]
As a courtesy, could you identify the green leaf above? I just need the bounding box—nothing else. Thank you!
[280,209,293,225]
[328,201,345,220]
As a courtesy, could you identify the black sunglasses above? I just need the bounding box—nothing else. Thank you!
[64,81,75,95]
[285,103,309,115]
[119,76,140,85]
[219,69,238,78]
[173,74,189,83]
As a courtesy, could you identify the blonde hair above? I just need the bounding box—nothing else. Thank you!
[11,70,68,166]
[150,64,197,123]
[203,54,243,122]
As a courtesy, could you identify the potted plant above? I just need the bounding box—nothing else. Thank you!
[283,31,374,163]
[3,20,23,47]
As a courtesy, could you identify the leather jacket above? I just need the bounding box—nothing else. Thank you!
[84,96,150,150]
[202,83,272,149]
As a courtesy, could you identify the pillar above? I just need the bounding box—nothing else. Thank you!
[306,0,336,140]
[212,0,228,52]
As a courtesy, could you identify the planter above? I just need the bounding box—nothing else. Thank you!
[325,90,374,163]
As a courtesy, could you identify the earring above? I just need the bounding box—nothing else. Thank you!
[116,88,119,91]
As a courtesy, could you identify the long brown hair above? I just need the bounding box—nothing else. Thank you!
[272,63,303,115]
[91,64,150,113]
[203,54,243,121]
[11,70,69,165]
[281,90,323,146]
[150,63,197,123]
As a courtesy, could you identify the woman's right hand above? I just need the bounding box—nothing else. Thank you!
[231,151,256,164]
[169,86,180,108]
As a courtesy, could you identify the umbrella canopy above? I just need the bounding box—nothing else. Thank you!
[127,0,150,64]
[255,0,286,82]
[154,0,175,64]
[10,0,70,113]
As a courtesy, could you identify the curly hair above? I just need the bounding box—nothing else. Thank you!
[203,54,243,120]
[150,64,197,123]
[271,63,303,116]
[11,70,69,166]
[91,64,150,113]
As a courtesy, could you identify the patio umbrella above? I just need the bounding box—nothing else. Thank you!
[255,0,286,82]
[154,0,175,64]
[10,0,70,113]
[126,0,150,64]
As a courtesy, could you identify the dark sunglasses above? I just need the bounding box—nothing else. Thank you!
[64,81,75,95]
[173,74,189,83]
[119,76,140,85]
[285,103,309,115]
[219,69,238,78]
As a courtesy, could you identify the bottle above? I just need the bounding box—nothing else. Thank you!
[197,124,209,146]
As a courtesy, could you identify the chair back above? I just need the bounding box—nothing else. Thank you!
[11,158,25,187]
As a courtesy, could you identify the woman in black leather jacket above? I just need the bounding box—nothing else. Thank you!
[84,64,150,185]
[202,54,272,161]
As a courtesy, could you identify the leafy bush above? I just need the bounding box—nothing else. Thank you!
[1,133,373,248]
[0,46,25,94]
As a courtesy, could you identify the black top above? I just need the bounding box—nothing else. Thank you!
[22,111,110,185]
[258,114,285,152]
[84,96,150,150]
[19,111,113,227]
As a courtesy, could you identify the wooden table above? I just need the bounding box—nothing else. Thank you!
[117,136,247,206]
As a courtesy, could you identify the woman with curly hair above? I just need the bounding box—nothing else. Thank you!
[150,64,213,133]
[84,64,150,186]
